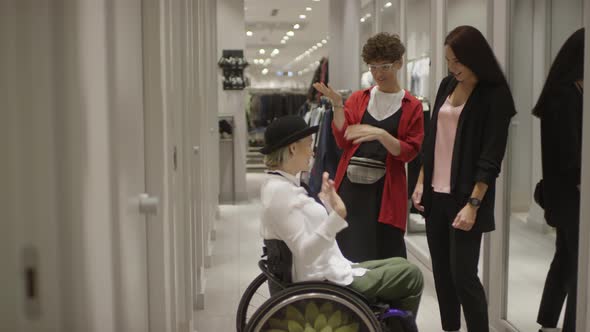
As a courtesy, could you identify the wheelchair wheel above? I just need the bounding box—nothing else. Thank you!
[245,283,381,332]
[237,273,273,332]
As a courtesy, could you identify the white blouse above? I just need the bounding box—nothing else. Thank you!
[259,171,367,286]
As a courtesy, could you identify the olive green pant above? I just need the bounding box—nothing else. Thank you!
[349,257,424,317]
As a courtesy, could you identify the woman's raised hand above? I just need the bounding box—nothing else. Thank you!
[318,172,347,219]
[312,82,343,106]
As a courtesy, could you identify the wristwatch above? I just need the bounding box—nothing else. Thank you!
[468,197,482,208]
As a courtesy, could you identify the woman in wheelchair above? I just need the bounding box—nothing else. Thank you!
[253,115,424,331]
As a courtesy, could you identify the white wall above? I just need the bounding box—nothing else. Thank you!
[447,0,488,36]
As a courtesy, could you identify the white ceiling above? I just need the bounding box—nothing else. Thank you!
[244,0,330,83]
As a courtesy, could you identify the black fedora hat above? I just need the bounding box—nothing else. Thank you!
[259,115,318,155]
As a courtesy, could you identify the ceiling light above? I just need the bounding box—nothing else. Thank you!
[384,2,392,8]
[313,0,320,2]
[322,39,327,44]
[312,46,318,50]
[360,18,365,23]
[293,24,300,29]
[246,31,253,36]
[306,7,312,11]
[259,49,265,54]
[271,49,280,56]
[299,14,307,19]
[316,42,322,47]
[280,40,286,44]
[288,72,294,77]
[262,68,269,75]
[253,59,259,64]
[366,14,372,17]
[287,31,294,36]
[284,36,290,41]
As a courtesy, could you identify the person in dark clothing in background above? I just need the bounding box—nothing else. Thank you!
[533,28,584,332]
[412,26,516,332]
[313,33,424,262]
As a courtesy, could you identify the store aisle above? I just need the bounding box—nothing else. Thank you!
[194,174,447,332]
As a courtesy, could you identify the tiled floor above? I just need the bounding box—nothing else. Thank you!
[196,173,561,332]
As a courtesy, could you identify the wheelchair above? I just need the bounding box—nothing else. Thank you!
[236,240,419,332]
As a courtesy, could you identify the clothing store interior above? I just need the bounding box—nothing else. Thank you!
[4,1,590,332]
[213,0,590,331]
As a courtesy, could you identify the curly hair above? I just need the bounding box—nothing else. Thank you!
[362,32,405,64]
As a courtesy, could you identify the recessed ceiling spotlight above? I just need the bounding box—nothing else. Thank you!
[312,45,318,50]
[271,48,280,55]
[246,31,253,36]
[284,36,290,40]
[280,40,286,44]
[384,2,392,8]
[299,14,307,19]
[306,7,312,11]
[294,24,300,30]
[259,49,265,54]
[316,42,322,47]
[360,18,365,23]
[313,0,320,2]
[322,39,327,44]
[262,68,269,75]
[287,31,295,37]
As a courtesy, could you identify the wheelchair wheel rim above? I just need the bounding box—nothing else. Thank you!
[251,292,379,332]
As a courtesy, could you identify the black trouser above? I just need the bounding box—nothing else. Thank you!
[426,192,488,332]
[537,223,579,331]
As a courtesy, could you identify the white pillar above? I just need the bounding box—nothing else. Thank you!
[527,0,551,233]
[329,0,361,91]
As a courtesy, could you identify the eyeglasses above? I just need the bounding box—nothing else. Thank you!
[368,63,395,72]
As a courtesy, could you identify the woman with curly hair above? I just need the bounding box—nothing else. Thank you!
[314,33,424,262]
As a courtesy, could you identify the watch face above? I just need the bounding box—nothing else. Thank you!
[469,198,482,206]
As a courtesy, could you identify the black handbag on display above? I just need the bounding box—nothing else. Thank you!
[534,179,545,209]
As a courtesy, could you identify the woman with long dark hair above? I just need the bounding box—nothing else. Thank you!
[534,28,584,332]
[412,26,516,331]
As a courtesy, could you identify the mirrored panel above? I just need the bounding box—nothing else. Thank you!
[505,0,583,331]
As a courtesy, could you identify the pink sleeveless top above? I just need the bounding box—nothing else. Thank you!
[432,97,464,193]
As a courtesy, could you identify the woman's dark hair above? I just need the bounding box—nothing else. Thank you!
[445,25,508,85]
[362,32,405,64]
[533,28,585,118]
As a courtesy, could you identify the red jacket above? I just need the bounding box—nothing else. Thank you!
[332,87,424,231]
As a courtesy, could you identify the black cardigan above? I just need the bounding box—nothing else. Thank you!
[540,83,582,228]
[421,76,516,232]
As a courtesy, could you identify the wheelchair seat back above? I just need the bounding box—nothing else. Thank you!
[261,239,292,294]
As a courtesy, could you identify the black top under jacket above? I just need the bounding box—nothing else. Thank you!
[540,83,583,228]
[421,75,516,232]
